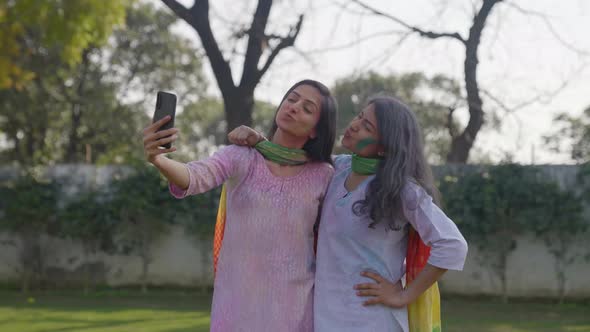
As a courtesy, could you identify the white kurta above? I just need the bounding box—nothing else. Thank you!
[314,155,468,332]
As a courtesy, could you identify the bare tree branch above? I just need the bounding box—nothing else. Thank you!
[358,31,413,69]
[305,29,407,54]
[350,0,467,44]
[163,0,306,132]
[255,15,304,85]
[504,1,590,56]
[481,66,579,113]
[240,0,272,90]
[160,0,192,22]
[292,46,318,69]
[161,0,235,95]
[342,0,505,162]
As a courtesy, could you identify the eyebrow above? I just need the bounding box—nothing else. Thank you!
[359,111,376,130]
[363,119,377,131]
[291,91,319,111]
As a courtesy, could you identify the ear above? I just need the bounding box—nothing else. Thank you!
[377,145,385,157]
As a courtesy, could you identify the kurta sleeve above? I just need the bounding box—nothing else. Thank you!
[169,145,248,198]
[401,181,468,271]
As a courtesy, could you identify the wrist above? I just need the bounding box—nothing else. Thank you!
[399,289,415,306]
[151,154,166,168]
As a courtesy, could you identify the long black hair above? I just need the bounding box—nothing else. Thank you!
[268,79,337,164]
[353,96,439,230]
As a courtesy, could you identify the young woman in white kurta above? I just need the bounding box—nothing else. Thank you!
[313,97,467,332]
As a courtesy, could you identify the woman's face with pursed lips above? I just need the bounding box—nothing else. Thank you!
[275,84,322,139]
[341,104,384,157]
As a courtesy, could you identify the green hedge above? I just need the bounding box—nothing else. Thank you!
[0,163,588,296]
[438,163,588,302]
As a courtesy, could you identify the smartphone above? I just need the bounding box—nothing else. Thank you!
[152,91,177,149]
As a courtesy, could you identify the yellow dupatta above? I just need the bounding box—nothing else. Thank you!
[406,227,442,332]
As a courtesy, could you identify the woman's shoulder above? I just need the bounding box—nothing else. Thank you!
[332,154,352,171]
[400,179,432,210]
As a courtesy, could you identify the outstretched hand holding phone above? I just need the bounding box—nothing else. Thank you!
[142,91,190,190]
[143,115,178,164]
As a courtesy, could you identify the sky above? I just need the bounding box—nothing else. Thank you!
[157,0,590,164]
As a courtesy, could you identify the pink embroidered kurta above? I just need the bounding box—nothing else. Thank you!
[170,145,334,332]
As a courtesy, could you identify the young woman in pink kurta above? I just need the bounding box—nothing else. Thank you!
[142,80,337,331]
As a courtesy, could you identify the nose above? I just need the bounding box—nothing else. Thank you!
[288,101,302,114]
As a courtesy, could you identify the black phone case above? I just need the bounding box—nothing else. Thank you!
[152,91,177,149]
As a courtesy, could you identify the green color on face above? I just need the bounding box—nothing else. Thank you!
[355,138,378,151]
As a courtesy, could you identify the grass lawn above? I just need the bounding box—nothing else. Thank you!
[442,297,590,332]
[0,290,588,332]
[0,290,211,332]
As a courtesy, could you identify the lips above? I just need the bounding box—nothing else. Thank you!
[282,112,296,121]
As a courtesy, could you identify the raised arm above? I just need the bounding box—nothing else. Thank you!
[143,116,190,190]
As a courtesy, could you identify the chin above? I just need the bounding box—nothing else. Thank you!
[276,118,291,131]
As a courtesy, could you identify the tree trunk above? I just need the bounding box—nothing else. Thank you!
[224,89,255,136]
[446,0,503,163]
[141,256,149,294]
[83,246,91,295]
[556,259,566,304]
[19,230,41,293]
[500,253,509,303]
[161,0,303,138]
[65,49,91,163]
[21,269,31,294]
[140,227,150,294]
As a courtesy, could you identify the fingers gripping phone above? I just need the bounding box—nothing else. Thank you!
[152,91,177,149]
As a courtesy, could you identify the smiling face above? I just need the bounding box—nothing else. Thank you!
[274,84,322,139]
[341,104,384,157]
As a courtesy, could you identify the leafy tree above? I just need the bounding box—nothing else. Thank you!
[544,106,590,164]
[107,2,207,108]
[0,2,207,165]
[0,0,127,89]
[439,164,578,302]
